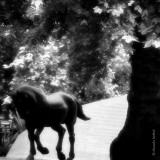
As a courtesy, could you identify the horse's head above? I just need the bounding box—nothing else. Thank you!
[3,89,31,120]
[3,85,45,121]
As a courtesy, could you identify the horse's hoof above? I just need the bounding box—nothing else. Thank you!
[67,157,74,160]
[26,154,34,160]
[67,153,74,160]
[58,152,66,160]
[67,158,73,160]
[38,147,49,154]
[42,147,49,154]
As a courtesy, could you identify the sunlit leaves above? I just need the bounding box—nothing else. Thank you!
[94,2,126,17]
[106,43,131,96]
[153,39,160,48]
[128,0,135,6]
[134,5,142,14]
[143,33,157,48]
[144,38,160,48]
[94,0,136,56]
[93,6,103,14]
[139,24,154,35]
[2,95,12,105]
[129,13,137,24]
[98,0,160,52]
[122,35,138,43]
[111,29,126,40]
[144,39,153,48]
[104,2,109,8]
[32,0,43,11]
[107,4,125,17]
[5,38,69,93]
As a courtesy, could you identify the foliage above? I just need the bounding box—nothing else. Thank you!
[11,112,26,133]
[1,0,134,99]
[92,0,160,96]
[4,38,69,93]
[108,43,131,95]
[0,26,18,100]
[94,0,160,47]
[67,14,108,101]
[1,0,132,102]
[0,132,18,156]
[0,104,25,156]
[0,114,25,156]
[84,77,107,102]
[0,0,33,26]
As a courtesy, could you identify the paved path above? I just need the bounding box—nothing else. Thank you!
[6,95,128,160]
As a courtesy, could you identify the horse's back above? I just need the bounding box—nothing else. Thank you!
[46,92,75,115]
[46,92,77,124]
[46,92,73,105]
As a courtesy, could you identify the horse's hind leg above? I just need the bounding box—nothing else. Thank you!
[66,124,75,160]
[34,127,49,154]
[51,124,66,160]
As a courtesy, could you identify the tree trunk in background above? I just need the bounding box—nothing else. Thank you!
[110,42,160,160]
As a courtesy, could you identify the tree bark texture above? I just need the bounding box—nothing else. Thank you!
[110,42,160,160]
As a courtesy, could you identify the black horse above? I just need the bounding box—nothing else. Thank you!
[10,85,90,160]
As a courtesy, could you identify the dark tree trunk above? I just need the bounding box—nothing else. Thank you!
[110,41,160,160]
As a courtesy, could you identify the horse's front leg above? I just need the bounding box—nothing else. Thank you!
[51,124,66,160]
[26,127,36,160]
[66,124,75,160]
[34,127,49,154]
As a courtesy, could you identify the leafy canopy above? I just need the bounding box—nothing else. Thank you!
[1,0,137,102]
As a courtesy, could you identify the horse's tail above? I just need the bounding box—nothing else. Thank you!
[75,99,91,121]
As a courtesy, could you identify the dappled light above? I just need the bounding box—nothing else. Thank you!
[1,0,160,160]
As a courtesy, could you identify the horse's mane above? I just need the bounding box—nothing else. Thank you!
[11,84,47,106]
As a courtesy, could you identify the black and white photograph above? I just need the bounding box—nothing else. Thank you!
[0,0,160,160]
